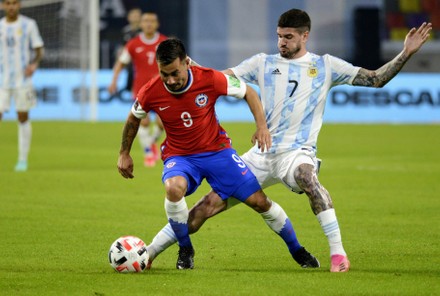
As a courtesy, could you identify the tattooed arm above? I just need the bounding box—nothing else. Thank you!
[353,22,432,87]
[117,112,141,179]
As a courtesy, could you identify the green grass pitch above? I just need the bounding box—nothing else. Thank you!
[0,121,439,295]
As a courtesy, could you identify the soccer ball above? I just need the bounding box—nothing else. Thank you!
[108,236,149,273]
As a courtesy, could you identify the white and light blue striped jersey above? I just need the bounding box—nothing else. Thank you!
[231,52,360,154]
[0,15,44,88]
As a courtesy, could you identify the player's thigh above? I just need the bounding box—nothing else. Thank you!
[14,87,36,112]
[241,150,278,189]
[204,148,261,202]
[0,89,12,113]
[162,156,203,196]
[278,149,318,193]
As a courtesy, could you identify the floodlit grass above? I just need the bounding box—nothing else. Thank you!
[1,121,439,295]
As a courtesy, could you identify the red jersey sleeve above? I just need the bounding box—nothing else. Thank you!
[130,76,162,119]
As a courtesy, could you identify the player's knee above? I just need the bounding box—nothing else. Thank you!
[294,164,316,191]
[245,190,271,213]
[194,192,227,217]
[187,192,226,234]
[204,192,228,216]
[17,112,29,123]
[164,177,187,201]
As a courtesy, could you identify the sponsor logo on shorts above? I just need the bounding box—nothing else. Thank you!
[166,161,176,168]
[241,169,248,175]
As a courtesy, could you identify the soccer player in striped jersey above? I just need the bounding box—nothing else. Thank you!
[145,9,431,272]
[109,12,167,167]
[117,38,319,270]
[0,0,44,171]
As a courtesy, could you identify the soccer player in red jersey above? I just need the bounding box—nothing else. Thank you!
[117,39,319,269]
[109,12,167,167]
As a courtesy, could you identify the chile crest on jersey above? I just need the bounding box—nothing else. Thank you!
[195,93,208,107]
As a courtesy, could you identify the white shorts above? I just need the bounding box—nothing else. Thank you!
[241,147,319,193]
[0,87,36,113]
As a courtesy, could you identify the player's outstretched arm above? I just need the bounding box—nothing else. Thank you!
[118,112,141,179]
[243,85,272,152]
[352,22,432,88]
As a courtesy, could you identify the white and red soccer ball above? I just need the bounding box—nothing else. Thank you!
[108,236,149,273]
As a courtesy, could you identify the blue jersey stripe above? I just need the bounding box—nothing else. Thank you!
[7,26,15,88]
[20,21,28,84]
[263,55,277,131]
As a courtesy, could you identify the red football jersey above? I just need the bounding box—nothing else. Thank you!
[132,66,247,160]
[119,32,167,96]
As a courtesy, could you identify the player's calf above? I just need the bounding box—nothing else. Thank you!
[188,191,228,233]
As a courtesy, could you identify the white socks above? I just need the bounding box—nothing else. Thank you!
[260,201,287,233]
[147,224,177,261]
[164,198,189,224]
[317,208,346,256]
[18,121,32,162]
[164,197,193,248]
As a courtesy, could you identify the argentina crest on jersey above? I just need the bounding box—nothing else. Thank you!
[307,62,318,78]
[195,93,208,107]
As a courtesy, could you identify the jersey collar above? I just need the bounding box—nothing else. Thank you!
[163,68,194,95]
[278,51,311,62]
[139,32,160,45]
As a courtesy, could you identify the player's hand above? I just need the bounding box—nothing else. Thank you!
[108,82,118,95]
[251,127,272,152]
[403,22,432,56]
[24,63,38,77]
[118,153,134,179]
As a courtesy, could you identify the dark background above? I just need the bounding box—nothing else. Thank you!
[100,0,189,68]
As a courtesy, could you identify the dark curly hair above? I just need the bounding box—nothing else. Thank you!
[156,38,187,66]
[278,9,311,33]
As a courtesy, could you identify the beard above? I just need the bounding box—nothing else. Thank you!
[279,45,301,59]
[166,83,181,91]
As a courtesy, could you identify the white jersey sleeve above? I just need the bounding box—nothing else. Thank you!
[119,47,131,64]
[223,73,247,99]
[325,54,360,86]
[230,53,265,85]
[29,19,43,48]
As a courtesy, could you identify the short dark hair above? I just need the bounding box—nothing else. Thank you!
[156,38,187,65]
[278,9,311,32]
